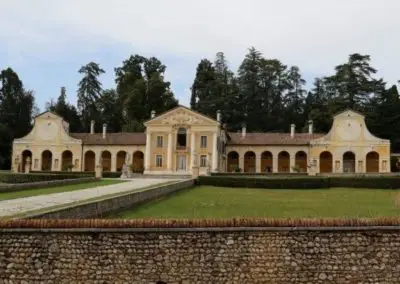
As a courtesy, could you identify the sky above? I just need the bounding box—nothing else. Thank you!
[1,0,400,111]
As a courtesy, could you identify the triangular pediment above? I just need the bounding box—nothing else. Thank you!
[144,106,219,126]
[35,111,63,120]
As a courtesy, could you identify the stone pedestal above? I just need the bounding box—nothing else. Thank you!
[192,166,200,179]
[308,159,317,176]
[25,157,31,174]
[13,156,20,173]
[95,165,103,178]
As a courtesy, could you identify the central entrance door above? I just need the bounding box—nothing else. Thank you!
[177,155,186,171]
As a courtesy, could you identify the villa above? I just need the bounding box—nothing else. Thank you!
[12,106,391,175]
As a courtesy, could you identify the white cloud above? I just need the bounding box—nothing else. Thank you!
[1,0,400,104]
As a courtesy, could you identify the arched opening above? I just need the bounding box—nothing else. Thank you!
[21,150,32,172]
[41,150,53,171]
[102,151,112,172]
[227,151,239,172]
[295,151,307,173]
[261,151,273,172]
[176,127,187,149]
[61,150,73,171]
[319,151,332,173]
[84,151,95,172]
[278,151,290,172]
[244,151,256,173]
[116,151,127,172]
[343,151,356,173]
[366,151,379,173]
[132,151,144,172]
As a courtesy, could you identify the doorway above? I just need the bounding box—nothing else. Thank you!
[177,155,186,171]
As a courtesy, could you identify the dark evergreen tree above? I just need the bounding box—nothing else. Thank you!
[0,68,35,169]
[77,62,105,132]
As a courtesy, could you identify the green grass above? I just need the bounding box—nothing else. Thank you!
[0,179,126,201]
[111,186,400,219]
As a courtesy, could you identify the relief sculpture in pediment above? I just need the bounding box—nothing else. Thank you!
[162,111,203,126]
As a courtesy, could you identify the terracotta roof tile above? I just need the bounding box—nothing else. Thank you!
[227,132,326,145]
[70,133,146,145]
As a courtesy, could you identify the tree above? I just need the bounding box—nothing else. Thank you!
[324,53,385,113]
[0,68,35,169]
[190,59,217,116]
[46,87,82,132]
[115,55,178,131]
[77,62,105,131]
[97,89,123,133]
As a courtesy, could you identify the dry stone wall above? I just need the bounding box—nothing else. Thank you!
[0,228,399,283]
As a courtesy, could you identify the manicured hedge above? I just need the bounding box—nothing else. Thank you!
[0,173,93,184]
[211,172,308,177]
[198,176,400,189]
[31,171,95,176]
[102,172,122,178]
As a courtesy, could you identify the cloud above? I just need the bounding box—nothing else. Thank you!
[1,0,400,108]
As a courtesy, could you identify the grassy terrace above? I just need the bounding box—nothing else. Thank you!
[0,179,125,201]
[111,186,400,219]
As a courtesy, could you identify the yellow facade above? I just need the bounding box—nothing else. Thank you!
[11,107,391,175]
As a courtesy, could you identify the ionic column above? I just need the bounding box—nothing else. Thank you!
[144,132,151,171]
[190,131,196,170]
[212,132,218,172]
[167,132,173,171]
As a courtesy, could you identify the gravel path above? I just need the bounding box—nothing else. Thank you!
[0,178,181,218]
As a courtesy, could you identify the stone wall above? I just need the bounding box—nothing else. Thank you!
[0,227,399,283]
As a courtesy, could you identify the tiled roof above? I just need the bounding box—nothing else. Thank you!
[227,132,326,145]
[70,133,146,145]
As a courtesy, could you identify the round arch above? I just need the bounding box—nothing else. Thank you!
[21,150,32,172]
[132,151,144,172]
[366,151,379,173]
[278,151,290,172]
[41,150,53,171]
[61,150,73,171]
[319,151,332,173]
[343,151,356,173]
[101,151,112,172]
[84,151,95,172]
[261,151,273,172]
[295,151,307,173]
[227,151,239,172]
[116,151,127,172]
[244,151,256,173]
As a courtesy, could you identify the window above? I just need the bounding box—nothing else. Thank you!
[157,136,163,148]
[156,155,163,167]
[200,136,207,148]
[200,155,207,167]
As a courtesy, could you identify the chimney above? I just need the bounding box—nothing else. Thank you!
[102,123,107,139]
[290,124,295,138]
[242,124,246,138]
[308,120,313,134]
[151,110,156,119]
[90,120,95,134]
[216,110,221,122]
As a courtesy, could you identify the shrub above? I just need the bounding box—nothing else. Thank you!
[0,173,93,184]
[102,172,122,178]
[198,176,400,189]
[31,171,95,176]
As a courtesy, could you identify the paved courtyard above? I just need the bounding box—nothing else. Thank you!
[0,178,182,218]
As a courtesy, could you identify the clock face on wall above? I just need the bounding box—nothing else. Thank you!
[37,121,58,141]
[335,119,362,141]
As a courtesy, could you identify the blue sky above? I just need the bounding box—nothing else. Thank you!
[1,0,400,111]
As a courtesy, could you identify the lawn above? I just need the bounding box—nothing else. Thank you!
[111,186,400,219]
[0,179,126,201]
